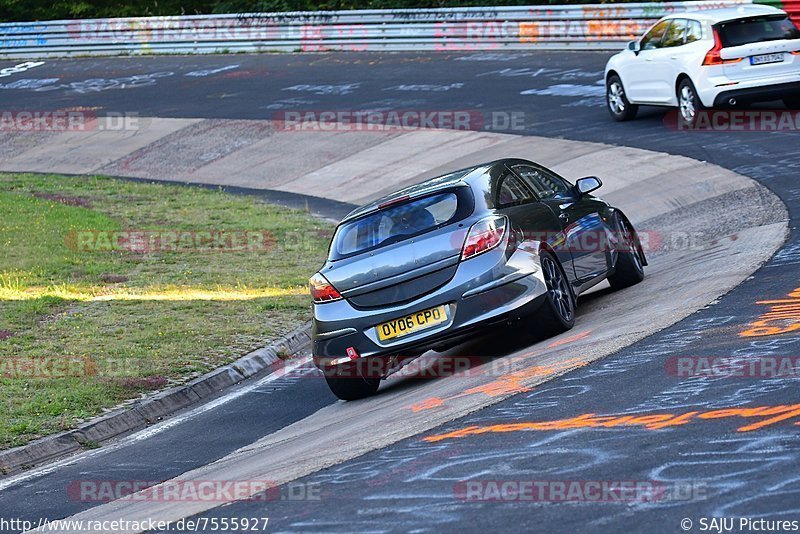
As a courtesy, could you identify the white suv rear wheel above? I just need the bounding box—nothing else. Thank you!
[678,78,704,127]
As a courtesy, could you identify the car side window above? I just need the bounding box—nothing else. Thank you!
[511,164,572,201]
[496,172,534,208]
[685,20,703,43]
[640,20,670,50]
[662,19,688,48]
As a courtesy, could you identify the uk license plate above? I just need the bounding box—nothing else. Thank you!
[750,53,784,65]
[377,305,448,341]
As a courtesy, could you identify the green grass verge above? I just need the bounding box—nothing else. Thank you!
[0,173,332,449]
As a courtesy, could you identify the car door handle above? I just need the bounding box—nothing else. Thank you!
[670,56,679,60]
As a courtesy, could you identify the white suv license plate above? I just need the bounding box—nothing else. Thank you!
[750,53,785,65]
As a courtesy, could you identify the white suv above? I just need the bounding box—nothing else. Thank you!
[605,5,800,124]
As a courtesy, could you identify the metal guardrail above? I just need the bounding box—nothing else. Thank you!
[0,1,783,59]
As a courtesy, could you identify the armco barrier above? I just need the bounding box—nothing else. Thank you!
[0,0,796,59]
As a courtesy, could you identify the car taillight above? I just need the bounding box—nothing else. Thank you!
[461,216,507,260]
[310,273,342,303]
[702,28,742,66]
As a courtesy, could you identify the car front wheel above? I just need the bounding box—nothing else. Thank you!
[532,251,576,337]
[607,75,638,121]
[607,214,645,290]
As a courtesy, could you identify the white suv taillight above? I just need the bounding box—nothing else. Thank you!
[461,216,507,260]
[703,27,742,66]
[310,273,342,303]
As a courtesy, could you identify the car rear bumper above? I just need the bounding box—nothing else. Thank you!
[712,80,800,107]
[698,68,800,107]
[311,244,549,371]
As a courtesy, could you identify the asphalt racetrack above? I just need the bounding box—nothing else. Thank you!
[1,51,800,533]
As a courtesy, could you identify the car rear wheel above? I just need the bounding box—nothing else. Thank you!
[678,78,704,127]
[325,372,380,401]
[607,75,638,121]
[784,96,800,110]
[532,251,576,337]
[608,214,645,290]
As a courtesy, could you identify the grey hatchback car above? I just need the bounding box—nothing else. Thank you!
[310,158,646,400]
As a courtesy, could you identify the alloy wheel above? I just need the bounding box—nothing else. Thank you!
[608,81,626,115]
[541,256,574,322]
[679,85,696,123]
[620,218,643,272]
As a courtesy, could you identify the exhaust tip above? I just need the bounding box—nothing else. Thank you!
[728,98,737,106]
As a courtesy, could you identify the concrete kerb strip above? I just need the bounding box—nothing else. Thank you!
[0,322,311,477]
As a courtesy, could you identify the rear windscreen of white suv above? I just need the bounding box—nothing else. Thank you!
[717,15,800,47]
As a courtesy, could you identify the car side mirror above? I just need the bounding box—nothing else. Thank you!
[576,176,602,196]
[628,40,641,54]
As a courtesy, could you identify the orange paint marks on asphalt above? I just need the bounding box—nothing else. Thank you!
[462,357,587,398]
[740,286,800,338]
[546,330,592,349]
[410,397,445,413]
[407,357,587,412]
[423,404,800,442]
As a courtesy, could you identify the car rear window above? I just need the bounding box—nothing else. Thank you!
[717,15,800,47]
[331,191,462,259]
